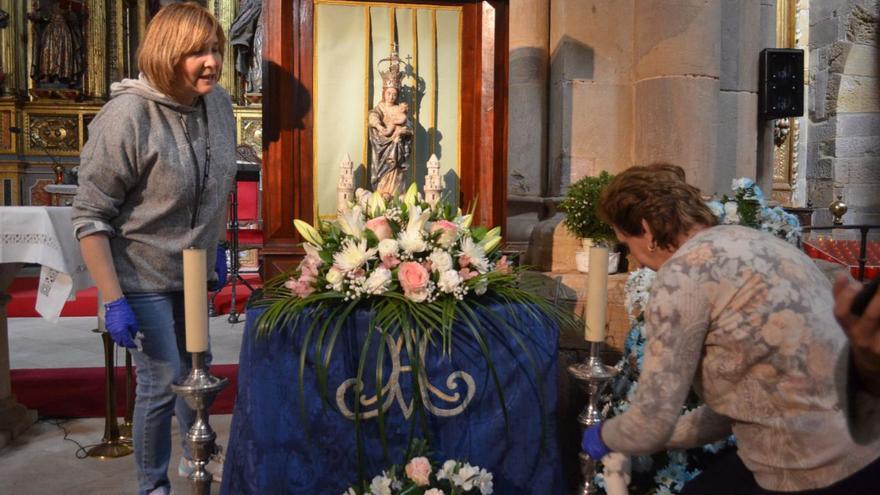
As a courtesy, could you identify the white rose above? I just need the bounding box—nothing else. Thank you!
[363,267,392,295]
[378,238,399,258]
[430,250,454,273]
[438,269,462,293]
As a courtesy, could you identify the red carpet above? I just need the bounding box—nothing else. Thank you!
[7,274,261,418]
[6,274,261,318]
[11,364,238,418]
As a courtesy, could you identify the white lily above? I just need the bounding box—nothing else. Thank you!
[482,236,502,253]
[293,219,323,246]
[337,205,365,238]
[479,227,502,253]
[457,214,473,230]
[333,238,377,273]
[367,191,386,217]
[402,182,419,207]
[398,205,432,254]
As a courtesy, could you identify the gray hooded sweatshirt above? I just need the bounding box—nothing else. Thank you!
[72,75,237,293]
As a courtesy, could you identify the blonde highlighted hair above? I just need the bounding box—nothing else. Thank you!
[137,2,226,97]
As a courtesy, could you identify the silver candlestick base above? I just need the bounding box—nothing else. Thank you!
[568,341,618,495]
[171,352,228,495]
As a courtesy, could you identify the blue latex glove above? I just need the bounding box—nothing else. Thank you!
[215,244,228,289]
[104,297,138,348]
[581,421,611,460]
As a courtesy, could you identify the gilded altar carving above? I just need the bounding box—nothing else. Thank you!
[25,114,78,154]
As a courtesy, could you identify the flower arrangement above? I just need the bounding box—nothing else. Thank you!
[344,442,494,495]
[595,177,801,494]
[706,178,801,245]
[559,171,616,245]
[254,184,577,487]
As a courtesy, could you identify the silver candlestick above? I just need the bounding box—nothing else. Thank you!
[568,341,618,495]
[172,352,228,495]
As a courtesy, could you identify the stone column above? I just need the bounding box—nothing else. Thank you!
[715,0,762,197]
[632,0,722,193]
[548,0,634,197]
[507,0,549,247]
[0,264,36,449]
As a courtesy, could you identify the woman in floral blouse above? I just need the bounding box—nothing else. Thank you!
[581,164,880,494]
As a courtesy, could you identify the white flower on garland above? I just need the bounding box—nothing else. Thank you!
[452,463,479,491]
[369,473,393,495]
[438,269,462,294]
[326,266,345,292]
[459,237,489,272]
[339,205,366,238]
[378,239,399,258]
[334,238,377,273]
[430,249,454,273]
[363,267,392,295]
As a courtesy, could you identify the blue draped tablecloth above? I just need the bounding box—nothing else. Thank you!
[220,301,563,494]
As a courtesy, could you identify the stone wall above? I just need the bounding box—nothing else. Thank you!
[807,0,880,225]
[508,0,778,251]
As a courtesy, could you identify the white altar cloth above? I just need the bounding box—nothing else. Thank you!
[0,207,93,321]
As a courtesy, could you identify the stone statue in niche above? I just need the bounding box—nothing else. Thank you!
[28,2,84,86]
[368,45,413,200]
[230,0,263,94]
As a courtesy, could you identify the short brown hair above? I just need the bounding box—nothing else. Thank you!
[598,163,717,250]
[137,2,226,97]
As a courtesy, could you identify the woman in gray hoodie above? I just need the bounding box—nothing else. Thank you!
[72,4,236,494]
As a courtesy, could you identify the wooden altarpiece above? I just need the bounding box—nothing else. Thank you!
[260,0,509,277]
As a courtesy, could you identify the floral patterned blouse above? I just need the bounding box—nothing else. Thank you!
[601,225,880,491]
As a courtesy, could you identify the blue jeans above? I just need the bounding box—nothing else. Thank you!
[127,292,212,495]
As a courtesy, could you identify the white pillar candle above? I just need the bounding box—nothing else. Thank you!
[183,248,209,353]
[585,246,609,343]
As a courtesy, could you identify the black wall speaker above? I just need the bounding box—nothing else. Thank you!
[760,48,804,119]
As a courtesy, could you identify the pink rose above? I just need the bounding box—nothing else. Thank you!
[431,220,459,247]
[398,262,429,293]
[404,456,432,487]
[365,216,393,241]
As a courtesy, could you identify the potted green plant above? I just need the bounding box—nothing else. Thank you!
[558,171,618,273]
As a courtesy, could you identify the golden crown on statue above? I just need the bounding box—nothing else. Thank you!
[378,42,405,90]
